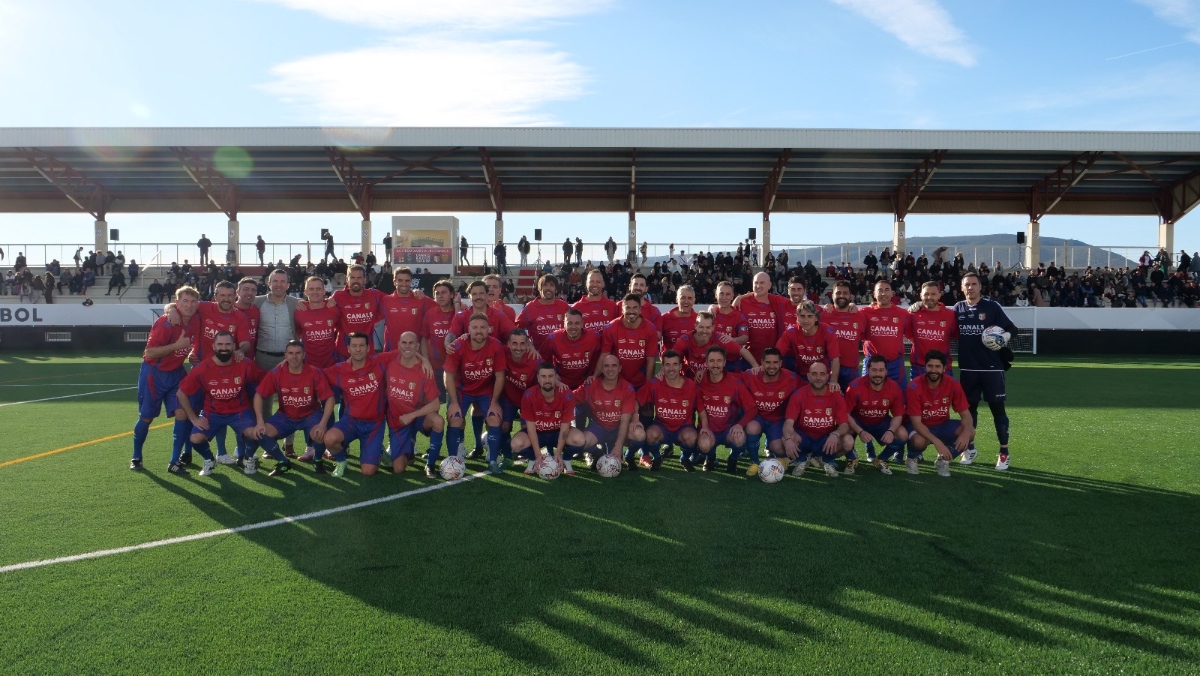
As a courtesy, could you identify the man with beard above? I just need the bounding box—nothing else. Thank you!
[248,340,335,476]
[542,308,601,398]
[321,333,396,477]
[905,350,973,477]
[383,332,445,477]
[628,273,663,330]
[484,273,516,323]
[694,346,758,473]
[906,281,958,379]
[132,286,200,472]
[670,311,757,378]
[596,293,659,389]
[381,267,433,351]
[775,300,840,382]
[844,355,908,475]
[518,274,571,352]
[780,361,851,479]
[741,347,800,476]
[821,281,863,392]
[638,351,702,471]
[572,269,619,335]
[497,329,540,469]
[511,363,588,475]
[574,354,644,468]
[860,279,910,388]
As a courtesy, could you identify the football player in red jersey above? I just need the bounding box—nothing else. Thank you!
[248,340,335,476]
[444,314,508,473]
[228,277,263,461]
[780,361,852,478]
[732,271,792,362]
[823,280,864,392]
[322,333,397,477]
[543,309,601,391]
[484,273,517,323]
[670,311,757,377]
[695,345,758,473]
[843,355,908,475]
[597,293,659,389]
[498,328,540,466]
[381,267,433,351]
[511,363,588,475]
[447,280,516,346]
[574,354,644,467]
[905,281,958,380]
[517,274,571,351]
[741,347,800,475]
[638,351,702,471]
[775,300,840,381]
[420,279,458,403]
[629,273,663,331]
[660,285,698,354]
[710,281,750,369]
[315,264,387,359]
[860,279,910,388]
[382,331,445,476]
[294,276,340,370]
[905,350,974,477]
[133,285,200,473]
[786,277,810,307]
[572,269,619,335]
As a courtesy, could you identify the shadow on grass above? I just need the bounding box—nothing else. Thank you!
[143,453,1200,671]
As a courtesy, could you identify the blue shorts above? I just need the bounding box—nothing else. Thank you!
[455,393,493,419]
[708,428,742,450]
[500,397,521,425]
[854,419,894,442]
[585,422,622,449]
[332,416,387,465]
[837,366,857,392]
[518,429,580,458]
[862,356,906,389]
[754,417,786,443]
[137,362,185,419]
[267,410,324,438]
[649,423,696,448]
[909,364,954,380]
[387,419,428,460]
[911,420,963,455]
[960,370,1006,404]
[774,431,832,458]
[194,410,256,442]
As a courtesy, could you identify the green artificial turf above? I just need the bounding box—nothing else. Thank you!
[0,353,1197,674]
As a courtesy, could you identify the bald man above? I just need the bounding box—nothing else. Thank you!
[732,271,793,363]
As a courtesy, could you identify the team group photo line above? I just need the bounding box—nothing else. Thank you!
[134,261,1016,484]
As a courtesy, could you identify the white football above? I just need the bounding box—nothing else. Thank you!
[595,454,622,478]
[439,456,465,481]
[537,457,562,480]
[981,325,1009,351]
[759,458,786,484]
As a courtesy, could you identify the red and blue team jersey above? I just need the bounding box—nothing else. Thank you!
[448,305,516,343]
[420,306,457,370]
[775,323,839,376]
[384,358,441,428]
[235,303,260,358]
[518,298,571,351]
[784,385,848,437]
[179,358,266,416]
[861,305,909,361]
[906,375,969,427]
[600,318,659,388]
[843,376,905,426]
[333,288,386,357]
[256,364,333,420]
[637,378,699,432]
[502,352,540,407]
[712,307,749,343]
[542,329,600,389]
[191,302,249,362]
[697,374,756,434]
[742,370,800,422]
[444,337,507,397]
[660,309,698,354]
[145,313,199,371]
[491,299,517,323]
[572,296,619,335]
[906,304,958,368]
[520,386,576,432]
[671,332,740,377]
[294,304,341,368]
[324,351,396,422]
[738,294,792,361]
[639,298,663,332]
[822,308,863,370]
[381,293,432,350]
[573,378,637,431]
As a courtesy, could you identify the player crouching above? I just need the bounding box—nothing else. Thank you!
[574,354,645,471]
[384,332,445,477]
[695,345,759,473]
[844,355,908,475]
[780,361,853,478]
[247,340,334,476]
[905,350,975,477]
[510,363,588,475]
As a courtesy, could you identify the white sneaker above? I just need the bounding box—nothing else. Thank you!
[564,460,575,475]
[297,449,316,462]
[260,450,272,461]
[214,454,236,465]
[524,461,536,475]
[905,458,919,475]
[824,462,839,478]
[199,459,216,476]
[791,460,807,477]
[996,453,1010,470]
[808,456,824,470]
[244,457,257,475]
[935,458,950,477]
[960,447,978,465]
[873,459,893,476]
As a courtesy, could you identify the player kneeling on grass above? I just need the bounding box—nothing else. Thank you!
[574,354,644,469]
[780,361,853,478]
[844,355,908,476]
[511,363,587,475]
[905,350,974,477]
[695,345,759,473]
[384,331,445,477]
[247,340,334,476]
[177,332,287,477]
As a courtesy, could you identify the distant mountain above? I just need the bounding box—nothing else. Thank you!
[776,234,1136,269]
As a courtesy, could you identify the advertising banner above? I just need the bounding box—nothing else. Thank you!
[392,216,459,275]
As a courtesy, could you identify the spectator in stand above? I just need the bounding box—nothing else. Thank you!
[197,234,212,265]
[518,235,531,267]
[2,269,12,295]
[575,237,584,264]
[107,267,127,295]
[1179,250,1191,276]
[640,241,648,267]
[605,236,617,264]
[460,236,470,265]
[323,230,336,262]
[0,246,4,261]
[73,247,83,267]
[148,279,165,304]
[562,238,573,265]
[56,268,72,294]
[18,274,33,302]
[494,241,508,275]
[863,250,878,274]
[256,235,266,265]
[41,272,54,304]
[128,260,140,286]
[14,251,27,272]
[82,268,96,294]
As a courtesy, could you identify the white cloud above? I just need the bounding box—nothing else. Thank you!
[252,0,612,32]
[1136,0,1200,42]
[262,38,587,126]
[832,0,977,67]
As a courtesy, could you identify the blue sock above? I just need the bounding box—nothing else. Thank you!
[215,429,228,457]
[132,419,151,460]
[427,430,444,467]
[845,449,857,461]
[648,443,663,460]
[192,439,214,462]
[864,441,876,459]
[260,437,286,462]
[565,444,586,461]
[744,435,762,464]
[170,419,191,464]
[471,415,484,450]
[501,428,513,458]
[334,447,347,462]
[235,433,246,459]
[624,440,641,461]
[486,425,501,463]
[446,427,464,458]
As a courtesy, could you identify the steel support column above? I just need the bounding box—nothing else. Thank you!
[361,219,372,260]
[1025,221,1040,269]
[1152,169,1200,261]
[1158,220,1174,256]
[480,147,504,244]
[227,219,239,264]
[95,219,108,255]
[893,218,906,257]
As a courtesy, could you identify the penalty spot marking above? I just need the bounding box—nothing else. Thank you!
[0,472,487,574]
[0,386,136,408]
[0,421,172,469]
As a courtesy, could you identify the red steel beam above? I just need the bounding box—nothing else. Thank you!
[15,147,112,219]
[1153,168,1200,224]
[1028,151,1103,221]
[762,149,792,217]
[170,146,240,219]
[892,150,947,220]
[479,147,504,218]
[326,147,372,219]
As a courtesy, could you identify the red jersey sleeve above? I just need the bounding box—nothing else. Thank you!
[784,388,803,422]
[179,365,204,397]
[832,392,849,426]
[313,369,334,400]
[490,340,508,373]
[905,381,923,419]
[735,383,757,428]
[256,369,279,398]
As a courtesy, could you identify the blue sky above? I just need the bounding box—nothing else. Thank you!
[2,0,1199,260]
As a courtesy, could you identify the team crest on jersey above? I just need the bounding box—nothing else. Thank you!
[614,398,621,405]
[816,346,823,353]
[805,408,811,415]
[486,358,493,365]
[638,340,645,346]
[892,317,898,323]
[942,397,948,403]
[409,381,416,389]
[368,373,376,380]
[228,324,235,332]
[327,319,334,326]
[304,387,310,394]
[603,310,609,316]
[234,377,241,385]
[882,398,889,405]
[825,407,832,415]
[769,312,775,318]
[853,322,859,329]
[939,321,946,327]
[979,313,987,320]
[779,391,786,399]
[554,411,561,418]
[682,400,689,407]
[365,302,371,310]
[557,314,563,321]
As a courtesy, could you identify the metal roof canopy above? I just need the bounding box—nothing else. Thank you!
[0,127,1198,223]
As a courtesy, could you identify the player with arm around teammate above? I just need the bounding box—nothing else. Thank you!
[780,361,852,478]
[497,329,540,471]
[321,333,396,477]
[844,355,908,475]
[132,285,199,472]
[247,340,334,476]
[638,351,703,471]
[443,314,508,474]
[905,350,974,477]
[511,364,588,475]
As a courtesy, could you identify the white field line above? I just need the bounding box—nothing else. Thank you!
[0,387,136,407]
[0,471,487,574]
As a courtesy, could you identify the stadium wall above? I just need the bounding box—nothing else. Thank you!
[0,305,1196,354]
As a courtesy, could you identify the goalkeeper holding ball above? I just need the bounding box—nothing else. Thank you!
[954,272,1018,470]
